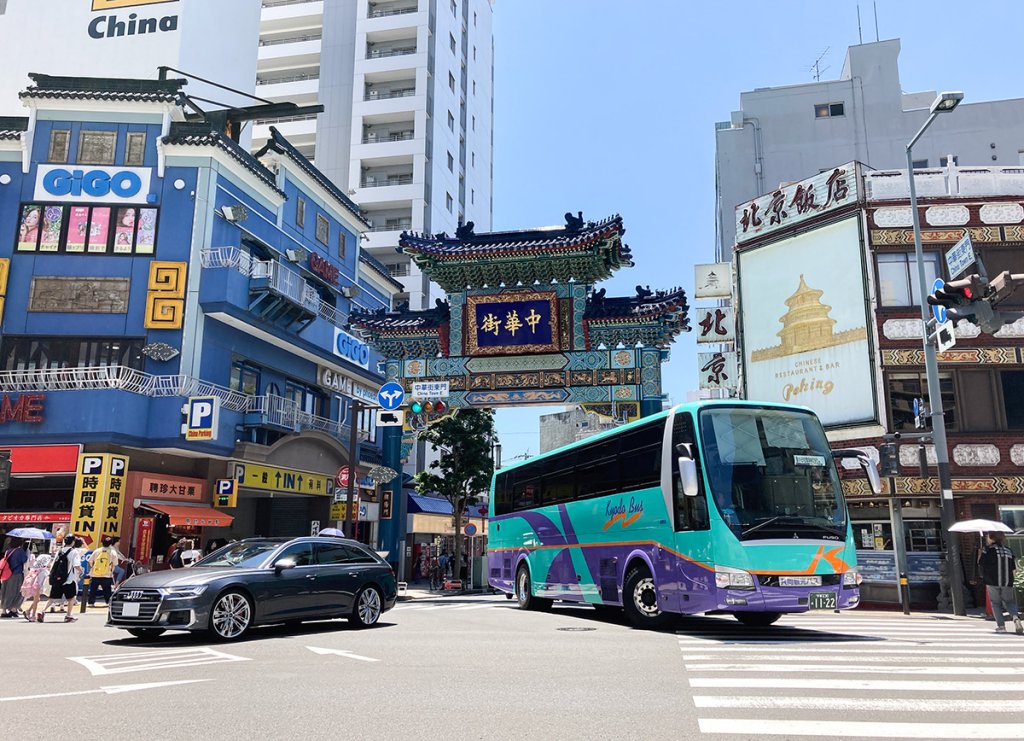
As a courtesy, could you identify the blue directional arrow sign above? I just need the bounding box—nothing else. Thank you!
[930,278,947,325]
[377,382,405,411]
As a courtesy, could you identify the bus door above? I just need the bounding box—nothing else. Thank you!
[670,411,715,614]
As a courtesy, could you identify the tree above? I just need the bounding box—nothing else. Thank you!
[413,409,496,584]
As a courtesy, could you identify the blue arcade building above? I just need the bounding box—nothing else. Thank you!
[0,74,399,564]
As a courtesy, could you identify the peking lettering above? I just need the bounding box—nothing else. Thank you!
[88,12,179,40]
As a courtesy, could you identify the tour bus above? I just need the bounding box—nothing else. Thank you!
[487,400,881,628]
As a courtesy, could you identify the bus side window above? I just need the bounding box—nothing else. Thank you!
[673,412,709,531]
[494,471,513,516]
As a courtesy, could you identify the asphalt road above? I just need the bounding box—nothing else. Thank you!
[2,596,1023,740]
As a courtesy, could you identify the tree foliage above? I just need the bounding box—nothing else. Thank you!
[414,408,496,580]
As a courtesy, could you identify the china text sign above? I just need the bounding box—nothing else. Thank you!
[465,292,559,356]
[71,454,129,545]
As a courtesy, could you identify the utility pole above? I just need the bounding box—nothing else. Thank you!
[343,400,363,539]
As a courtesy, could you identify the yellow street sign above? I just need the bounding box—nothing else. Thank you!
[71,454,130,546]
[231,462,336,497]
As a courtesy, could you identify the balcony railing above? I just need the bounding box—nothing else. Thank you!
[263,0,320,8]
[368,5,418,18]
[364,88,415,101]
[367,47,416,59]
[386,263,411,277]
[0,365,363,443]
[257,71,320,85]
[366,221,411,232]
[361,131,414,144]
[361,174,413,187]
[252,112,319,126]
[201,247,350,331]
[260,33,322,47]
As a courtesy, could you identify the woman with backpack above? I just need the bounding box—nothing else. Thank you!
[0,538,30,618]
[38,535,82,623]
[20,552,51,622]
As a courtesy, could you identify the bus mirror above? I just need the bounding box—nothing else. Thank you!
[832,448,884,496]
[678,457,699,497]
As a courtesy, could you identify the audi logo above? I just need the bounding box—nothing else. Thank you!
[125,590,144,601]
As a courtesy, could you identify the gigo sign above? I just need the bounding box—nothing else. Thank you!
[34,164,153,204]
[333,328,370,369]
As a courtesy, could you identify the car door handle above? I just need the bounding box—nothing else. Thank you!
[306,574,317,580]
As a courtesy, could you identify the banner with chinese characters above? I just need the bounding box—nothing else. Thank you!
[695,306,735,344]
[738,216,876,426]
[232,461,335,497]
[698,351,738,391]
[70,453,129,546]
[735,162,858,245]
[465,291,559,356]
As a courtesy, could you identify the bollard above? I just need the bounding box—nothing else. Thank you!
[898,572,911,615]
[80,575,90,614]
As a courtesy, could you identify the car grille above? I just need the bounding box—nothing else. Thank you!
[110,588,162,622]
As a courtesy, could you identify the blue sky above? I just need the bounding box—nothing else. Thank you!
[488,0,1024,462]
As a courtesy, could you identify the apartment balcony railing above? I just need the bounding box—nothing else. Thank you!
[260,33,322,47]
[257,71,320,85]
[252,112,319,126]
[361,174,413,188]
[364,88,415,101]
[0,365,362,443]
[366,221,411,232]
[368,5,418,18]
[367,47,416,59]
[361,131,414,144]
[201,247,349,331]
[386,263,411,277]
[262,0,319,8]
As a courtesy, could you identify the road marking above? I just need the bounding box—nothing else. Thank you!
[684,662,1024,675]
[451,603,501,610]
[698,718,1024,738]
[689,677,1023,691]
[692,696,1022,712]
[676,640,1011,648]
[68,647,249,676]
[306,646,379,662]
[1,679,210,703]
[677,645,1011,656]
[681,653,1000,663]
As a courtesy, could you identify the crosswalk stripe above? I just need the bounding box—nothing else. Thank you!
[697,718,1024,738]
[684,662,1024,675]
[678,645,1012,655]
[688,677,1023,691]
[681,653,1003,662]
[692,696,1020,712]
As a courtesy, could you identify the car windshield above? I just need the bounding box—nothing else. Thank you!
[699,406,847,539]
[192,541,280,569]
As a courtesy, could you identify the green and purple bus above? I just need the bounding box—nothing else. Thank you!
[487,400,881,628]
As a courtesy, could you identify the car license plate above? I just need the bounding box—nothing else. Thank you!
[780,575,821,587]
[121,602,141,617]
[808,591,837,610]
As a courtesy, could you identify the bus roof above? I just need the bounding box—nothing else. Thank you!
[498,399,817,475]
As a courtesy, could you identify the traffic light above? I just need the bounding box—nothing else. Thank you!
[879,443,899,477]
[407,398,454,431]
[410,399,424,414]
[927,274,987,324]
[987,271,1024,307]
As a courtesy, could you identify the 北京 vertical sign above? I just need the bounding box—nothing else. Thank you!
[70,454,130,545]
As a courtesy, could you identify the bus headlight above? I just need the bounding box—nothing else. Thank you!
[715,566,755,590]
[842,569,862,587]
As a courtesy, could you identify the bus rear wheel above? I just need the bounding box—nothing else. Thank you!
[623,566,670,629]
[516,565,551,611]
[733,611,781,627]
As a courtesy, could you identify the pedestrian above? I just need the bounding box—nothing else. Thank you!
[459,551,468,583]
[979,531,1023,635]
[181,539,200,567]
[168,537,187,569]
[38,535,82,623]
[0,538,30,617]
[109,536,127,588]
[439,550,450,578]
[428,557,441,590]
[88,536,116,608]
[20,552,51,622]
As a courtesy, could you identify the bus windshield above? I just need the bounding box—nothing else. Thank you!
[698,406,846,540]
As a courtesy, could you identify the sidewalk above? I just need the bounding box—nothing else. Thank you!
[398,581,491,601]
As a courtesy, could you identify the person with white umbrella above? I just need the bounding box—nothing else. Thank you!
[976,529,1022,635]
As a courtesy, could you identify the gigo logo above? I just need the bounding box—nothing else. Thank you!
[34,164,152,204]
[333,329,370,369]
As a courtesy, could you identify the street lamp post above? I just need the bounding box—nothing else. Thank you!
[906,91,966,616]
[343,399,364,539]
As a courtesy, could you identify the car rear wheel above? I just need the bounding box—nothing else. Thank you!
[209,590,253,641]
[350,585,383,628]
[126,628,165,640]
[733,611,782,627]
[623,566,671,629]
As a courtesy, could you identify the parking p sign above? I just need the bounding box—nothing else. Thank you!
[185,396,220,441]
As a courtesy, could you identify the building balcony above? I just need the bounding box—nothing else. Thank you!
[366,46,417,60]
[244,393,367,442]
[367,2,418,19]
[261,0,323,30]
[252,114,317,150]
[364,86,415,102]
[255,75,320,104]
[257,37,322,68]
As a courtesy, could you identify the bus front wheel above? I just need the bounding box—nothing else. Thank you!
[516,565,552,611]
[733,611,782,627]
[623,566,670,629]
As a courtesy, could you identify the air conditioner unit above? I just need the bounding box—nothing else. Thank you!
[367,131,378,142]
[341,285,361,299]
[369,89,379,99]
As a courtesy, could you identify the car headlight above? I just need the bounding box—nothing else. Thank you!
[158,585,208,599]
[842,569,863,587]
[715,565,755,590]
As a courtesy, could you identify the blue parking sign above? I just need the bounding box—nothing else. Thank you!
[378,382,405,410]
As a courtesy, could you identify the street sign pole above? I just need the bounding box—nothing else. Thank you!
[343,400,362,539]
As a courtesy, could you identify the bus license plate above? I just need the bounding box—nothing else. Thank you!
[808,592,837,610]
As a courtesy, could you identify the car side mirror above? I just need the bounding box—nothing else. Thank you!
[832,448,883,496]
[273,557,297,574]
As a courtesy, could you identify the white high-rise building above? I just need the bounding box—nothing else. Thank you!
[714,39,1024,259]
[255,0,494,310]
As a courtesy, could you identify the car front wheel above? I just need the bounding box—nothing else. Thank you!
[209,590,253,641]
[350,586,383,628]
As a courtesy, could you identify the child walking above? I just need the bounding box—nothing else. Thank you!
[20,553,51,622]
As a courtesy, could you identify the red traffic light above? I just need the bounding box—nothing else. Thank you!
[434,401,447,414]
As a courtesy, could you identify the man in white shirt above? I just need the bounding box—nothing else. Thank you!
[38,535,83,623]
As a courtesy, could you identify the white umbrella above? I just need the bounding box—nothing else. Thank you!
[948,519,1012,533]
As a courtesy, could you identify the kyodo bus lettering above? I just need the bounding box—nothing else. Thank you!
[602,497,644,530]
[42,168,142,199]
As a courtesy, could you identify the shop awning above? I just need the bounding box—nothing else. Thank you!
[142,503,234,528]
